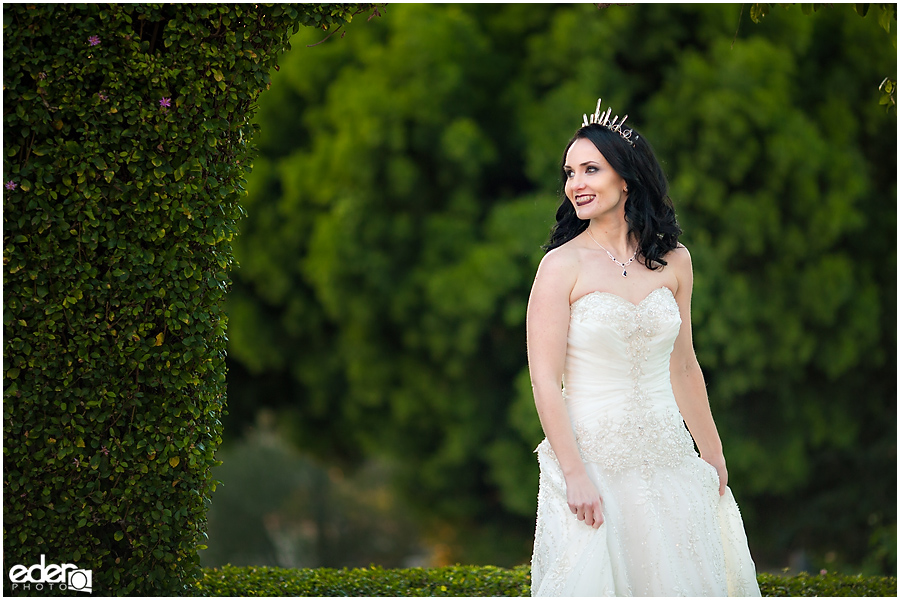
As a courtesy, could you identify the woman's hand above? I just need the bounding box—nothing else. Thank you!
[565,470,604,528]
[703,453,728,496]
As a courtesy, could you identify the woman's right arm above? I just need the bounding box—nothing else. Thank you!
[526,249,604,528]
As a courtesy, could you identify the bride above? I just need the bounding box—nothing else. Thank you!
[527,99,761,596]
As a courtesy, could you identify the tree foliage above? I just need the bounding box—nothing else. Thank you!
[748,3,897,108]
[226,4,896,570]
[2,3,374,594]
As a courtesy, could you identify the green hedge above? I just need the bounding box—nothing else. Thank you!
[193,565,532,597]
[756,571,898,597]
[3,4,373,595]
[192,565,898,597]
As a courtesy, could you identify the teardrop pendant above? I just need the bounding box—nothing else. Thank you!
[622,269,627,277]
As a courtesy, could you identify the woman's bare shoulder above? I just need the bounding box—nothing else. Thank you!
[667,243,692,267]
[543,240,583,266]
[534,240,583,292]
[666,243,694,293]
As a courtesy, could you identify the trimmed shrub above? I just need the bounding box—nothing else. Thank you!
[3,4,374,595]
[757,571,898,597]
[191,565,898,597]
[193,564,533,597]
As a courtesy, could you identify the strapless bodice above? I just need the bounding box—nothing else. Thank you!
[556,286,698,472]
[564,286,681,419]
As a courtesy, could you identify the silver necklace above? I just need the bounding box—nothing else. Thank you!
[586,229,637,277]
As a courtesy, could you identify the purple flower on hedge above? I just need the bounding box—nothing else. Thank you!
[88,35,100,47]
[98,92,108,101]
[159,97,171,108]
[101,445,109,456]
[5,181,16,191]
[38,72,47,80]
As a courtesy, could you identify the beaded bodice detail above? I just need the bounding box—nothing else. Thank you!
[538,287,698,473]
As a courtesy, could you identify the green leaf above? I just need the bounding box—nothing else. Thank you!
[749,3,769,22]
[877,5,892,33]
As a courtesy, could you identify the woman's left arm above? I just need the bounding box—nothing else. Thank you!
[668,245,728,496]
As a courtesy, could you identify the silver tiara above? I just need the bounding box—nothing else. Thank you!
[582,98,638,146]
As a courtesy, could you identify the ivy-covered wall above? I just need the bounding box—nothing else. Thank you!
[3,4,374,595]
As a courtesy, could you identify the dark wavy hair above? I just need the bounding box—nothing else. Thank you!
[543,124,681,269]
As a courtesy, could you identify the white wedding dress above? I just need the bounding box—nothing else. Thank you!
[530,287,760,597]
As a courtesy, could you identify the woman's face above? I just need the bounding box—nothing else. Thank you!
[563,137,628,221]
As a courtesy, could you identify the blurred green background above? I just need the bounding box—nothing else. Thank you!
[198,4,896,575]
